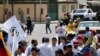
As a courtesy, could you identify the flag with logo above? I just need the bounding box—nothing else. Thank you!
[3,16,25,55]
[81,44,90,56]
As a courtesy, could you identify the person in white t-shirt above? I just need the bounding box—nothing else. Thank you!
[58,37,66,50]
[50,37,59,56]
[45,15,52,34]
[84,27,92,41]
[72,40,80,55]
[25,40,38,56]
[56,23,66,44]
[38,37,52,56]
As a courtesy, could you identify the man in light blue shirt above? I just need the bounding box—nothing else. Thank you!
[84,27,92,41]
[39,37,52,56]
[25,39,38,56]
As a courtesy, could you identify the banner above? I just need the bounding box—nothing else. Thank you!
[3,16,25,55]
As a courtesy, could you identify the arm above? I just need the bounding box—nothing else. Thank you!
[48,47,53,56]
[85,37,92,46]
[25,47,31,56]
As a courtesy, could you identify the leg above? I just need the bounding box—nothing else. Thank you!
[27,28,29,35]
[46,25,48,34]
[30,28,32,35]
[48,24,52,33]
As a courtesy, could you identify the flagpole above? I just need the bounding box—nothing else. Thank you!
[77,0,79,9]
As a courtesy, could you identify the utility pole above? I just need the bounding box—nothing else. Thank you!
[3,0,6,22]
[40,0,42,23]
[77,0,80,9]
[3,0,8,22]
[34,0,36,22]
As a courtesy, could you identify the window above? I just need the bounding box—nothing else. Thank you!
[27,8,30,14]
[74,10,86,13]
[71,5,75,12]
[41,8,44,14]
[62,5,66,13]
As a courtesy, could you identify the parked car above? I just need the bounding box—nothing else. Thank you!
[70,8,97,21]
[77,21,100,43]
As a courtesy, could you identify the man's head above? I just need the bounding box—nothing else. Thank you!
[67,34,74,40]
[18,40,27,53]
[91,29,97,36]
[46,15,48,17]
[63,45,67,52]
[55,49,64,56]
[60,23,63,27]
[31,39,38,47]
[86,27,89,31]
[66,45,72,52]
[31,47,39,56]
[52,37,57,46]
[77,35,84,44]
[15,45,22,55]
[42,37,49,43]
[73,40,79,49]
[27,16,30,20]
[60,37,66,44]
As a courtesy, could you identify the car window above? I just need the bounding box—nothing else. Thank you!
[74,10,86,13]
[79,22,100,27]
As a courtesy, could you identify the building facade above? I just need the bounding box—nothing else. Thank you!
[0,0,77,22]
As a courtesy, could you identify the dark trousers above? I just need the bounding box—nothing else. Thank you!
[27,27,32,35]
[46,24,51,34]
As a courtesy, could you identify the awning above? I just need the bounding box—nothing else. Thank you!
[87,1,100,5]
[79,3,88,6]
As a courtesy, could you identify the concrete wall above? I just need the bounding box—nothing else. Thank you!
[13,4,34,21]
[0,3,77,22]
[13,4,47,22]
[36,4,47,21]
[58,3,77,19]
[0,5,3,22]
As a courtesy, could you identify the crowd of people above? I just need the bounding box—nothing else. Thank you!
[14,14,100,56]
[14,27,100,56]
[0,12,100,56]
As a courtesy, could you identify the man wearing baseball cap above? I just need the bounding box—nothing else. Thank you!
[73,40,80,54]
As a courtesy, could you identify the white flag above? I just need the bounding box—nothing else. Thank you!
[3,16,25,55]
